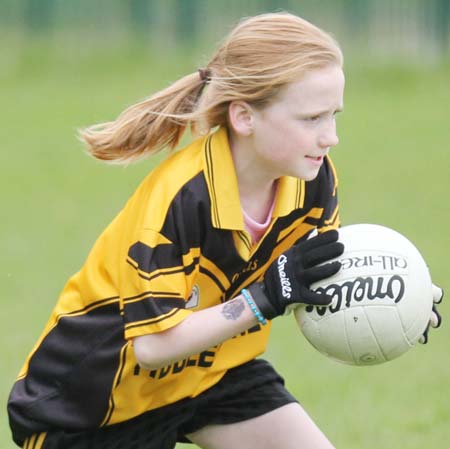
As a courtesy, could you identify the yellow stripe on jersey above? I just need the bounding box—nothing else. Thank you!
[319,210,341,232]
[204,135,221,228]
[297,179,306,209]
[127,262,190,282]
[23,434,34,449]
[326,154,339,196]
[100,341,132,427]
[320,204,340,232]
[124,308,192,337]
[321,203,340,231]
[203,130,245,230]
[23,432,46,449]
[273,176,306,217]
[54,296,121,318]
[128,250,201,281]
[34,432,46,449]
[199,256,231,293]
[123,290,183,305]
[232,230,253,261]
[324,204,339,225]
[277,208,323,243]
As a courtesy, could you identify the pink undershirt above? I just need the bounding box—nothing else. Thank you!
[242,199,276,244]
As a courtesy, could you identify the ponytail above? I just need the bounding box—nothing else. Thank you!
[79,71,207,164]
[80,12,342,165]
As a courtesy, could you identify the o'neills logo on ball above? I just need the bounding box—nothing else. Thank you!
[277,255,292,299]
[306,275,406,316]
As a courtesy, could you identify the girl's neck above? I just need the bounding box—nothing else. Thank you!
[240,180,277,223]
[228,129,278,222]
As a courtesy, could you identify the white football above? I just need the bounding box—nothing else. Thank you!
[294,224,433,366]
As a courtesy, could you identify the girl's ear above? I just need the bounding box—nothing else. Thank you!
[228,101,254,136]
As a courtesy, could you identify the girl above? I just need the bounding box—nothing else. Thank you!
[8,11,441,449]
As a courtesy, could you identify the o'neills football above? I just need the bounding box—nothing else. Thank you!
[295,224,433,366]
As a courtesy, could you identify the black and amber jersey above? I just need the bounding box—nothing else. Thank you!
[8,127,340,446]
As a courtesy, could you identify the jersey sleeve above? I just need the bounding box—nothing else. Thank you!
[121,228,199,339]
[317,155,340,233]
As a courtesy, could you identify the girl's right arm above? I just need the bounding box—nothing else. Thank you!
[133,294,258,370]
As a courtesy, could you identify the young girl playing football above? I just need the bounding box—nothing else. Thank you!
[8,11,442,449]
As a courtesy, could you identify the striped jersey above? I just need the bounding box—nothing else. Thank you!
[8,126,340,446]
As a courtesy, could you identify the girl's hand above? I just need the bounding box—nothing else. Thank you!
[419,284,443,344]
[248,230,344,320]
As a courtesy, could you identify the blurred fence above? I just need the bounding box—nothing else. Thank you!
[0,0,449,61]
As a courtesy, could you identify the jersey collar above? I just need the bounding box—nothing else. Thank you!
[202,127,306,230]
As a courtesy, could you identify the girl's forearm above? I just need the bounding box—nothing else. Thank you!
[133,294,260,370]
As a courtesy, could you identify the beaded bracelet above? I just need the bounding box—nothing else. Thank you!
[241,288,267,325]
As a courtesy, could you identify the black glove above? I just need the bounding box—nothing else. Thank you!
[248,229,344,320]
[419,284,443,344]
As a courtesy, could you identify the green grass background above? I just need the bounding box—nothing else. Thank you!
[1,41,449,448]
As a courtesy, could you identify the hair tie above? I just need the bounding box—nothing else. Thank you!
[198,68,211,84]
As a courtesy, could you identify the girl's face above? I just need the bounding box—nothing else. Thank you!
[250,65,345,181]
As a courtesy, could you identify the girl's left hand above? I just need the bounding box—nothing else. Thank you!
[419,284,443,344]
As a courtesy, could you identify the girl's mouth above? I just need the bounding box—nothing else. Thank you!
[306,155,323,162]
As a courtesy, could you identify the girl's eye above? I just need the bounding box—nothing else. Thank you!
[306,115,321,122]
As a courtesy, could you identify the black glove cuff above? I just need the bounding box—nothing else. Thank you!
[247,282,280,320]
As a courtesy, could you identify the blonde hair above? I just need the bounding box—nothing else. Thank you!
[80,12,343,164]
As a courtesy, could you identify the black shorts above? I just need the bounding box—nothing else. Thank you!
[26,359,297,449]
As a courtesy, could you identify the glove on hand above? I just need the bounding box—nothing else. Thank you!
[419,284,443,344]
[248,229,344,320]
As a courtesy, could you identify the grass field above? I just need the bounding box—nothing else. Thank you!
[1,40,449,448]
